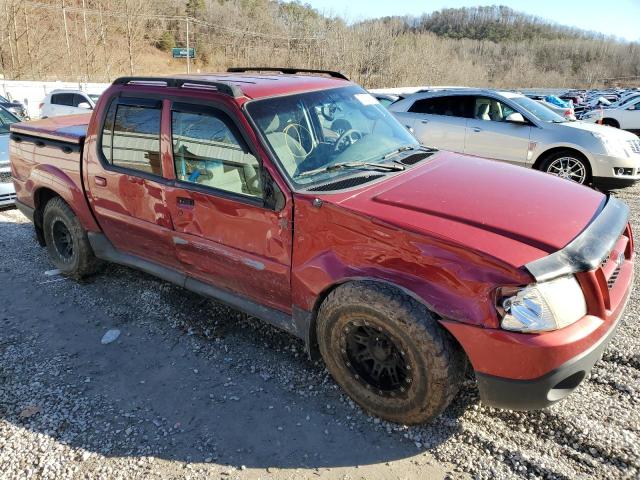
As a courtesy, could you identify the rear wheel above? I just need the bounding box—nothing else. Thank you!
[42,197,101,279]
[541,151,590,185]
[316,282,465,425]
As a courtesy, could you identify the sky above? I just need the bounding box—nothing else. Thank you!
[303,0,640,42]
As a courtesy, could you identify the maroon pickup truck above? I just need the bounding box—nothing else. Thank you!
[9,69,635,424]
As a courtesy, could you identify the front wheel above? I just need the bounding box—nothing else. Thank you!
[541,151,590,185]
[43,197,101,279]
[316,282,465,425]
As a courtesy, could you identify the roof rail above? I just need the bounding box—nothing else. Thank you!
[226,67,349,81]
[112,76,243,98]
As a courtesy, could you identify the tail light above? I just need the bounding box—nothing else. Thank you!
[564,109,572,117]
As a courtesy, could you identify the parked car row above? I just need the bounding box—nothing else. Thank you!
[387,88,640,189]
[7,68,636,425]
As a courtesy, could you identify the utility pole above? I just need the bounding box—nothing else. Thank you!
[61,0,73,79]
[82,0,90,82]
[186,16,190,74]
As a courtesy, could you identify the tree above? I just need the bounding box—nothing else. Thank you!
[157,31,176,51]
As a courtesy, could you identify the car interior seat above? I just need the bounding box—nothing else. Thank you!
[263,112,306,176]
[476,102,491,121]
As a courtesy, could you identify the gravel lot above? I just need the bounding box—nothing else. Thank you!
[1,184,639,480]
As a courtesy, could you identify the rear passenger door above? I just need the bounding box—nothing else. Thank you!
[464,96,532,165]
[399,96,470,152]
[85,97,181,270]
[164,101,293,313]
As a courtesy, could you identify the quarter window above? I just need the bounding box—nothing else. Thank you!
[100,102,162,175]
[171,109,262,198]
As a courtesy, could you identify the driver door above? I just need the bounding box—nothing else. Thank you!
[464,96,532,165]
[164,101,293,313]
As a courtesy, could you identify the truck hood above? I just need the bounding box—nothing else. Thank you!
[332,151,606,269]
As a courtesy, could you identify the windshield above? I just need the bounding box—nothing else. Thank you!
[511,96,566,123]
[0,107,19,134]
[247,86,419,187]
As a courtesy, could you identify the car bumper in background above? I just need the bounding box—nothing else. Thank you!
[0,171,16,206]
[590,152,640,189]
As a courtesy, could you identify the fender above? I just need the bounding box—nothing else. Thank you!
[28,163,100,232]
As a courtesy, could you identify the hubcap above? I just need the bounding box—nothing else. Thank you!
[547,157,586,184]
[341,322,410,397]
[52,220,73,260]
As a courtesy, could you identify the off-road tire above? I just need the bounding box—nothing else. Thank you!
[42,197,101,279]
[316,282,465,425]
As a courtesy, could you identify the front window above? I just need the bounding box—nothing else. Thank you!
[247,86,418,188]
[510,96,566,123]
[88,94,101,103]
[0,107,19,134]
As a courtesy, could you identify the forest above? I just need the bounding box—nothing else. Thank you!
[1,1,639,88]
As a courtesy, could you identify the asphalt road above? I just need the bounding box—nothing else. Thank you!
[0,183,639,479]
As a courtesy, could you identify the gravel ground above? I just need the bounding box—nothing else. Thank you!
[0,184,639,480]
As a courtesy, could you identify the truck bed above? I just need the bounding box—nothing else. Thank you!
[10,114,90,145]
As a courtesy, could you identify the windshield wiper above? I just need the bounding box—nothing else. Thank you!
[383,145,417,160]
[296,161,404,179]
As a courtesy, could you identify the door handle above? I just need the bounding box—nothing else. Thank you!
[473,127,482,133]
[177,197,195,207]
[94,176,107,187]
[421,120,429,124]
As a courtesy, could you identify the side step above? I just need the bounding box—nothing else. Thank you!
[88,232,307,340]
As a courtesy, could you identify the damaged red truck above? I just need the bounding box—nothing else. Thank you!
[9,69,635,424]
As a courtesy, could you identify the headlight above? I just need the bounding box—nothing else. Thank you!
[592,132,628,157]
[500,276,586,333]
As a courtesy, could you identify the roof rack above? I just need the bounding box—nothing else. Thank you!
[226,67,349,81]
[112,76,243,98]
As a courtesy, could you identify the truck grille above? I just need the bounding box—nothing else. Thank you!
[628,139,640,154]
[608,261,622,289]
[0,171,12,183]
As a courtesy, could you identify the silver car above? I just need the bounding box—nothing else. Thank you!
[389,89,640,189]
[0,106,20,207]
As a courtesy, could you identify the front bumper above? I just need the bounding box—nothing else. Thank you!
[0,170,16,207]
[590,152,640,189]
[475,285,630,410]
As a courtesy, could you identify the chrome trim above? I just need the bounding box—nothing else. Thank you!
[525,195,629,282]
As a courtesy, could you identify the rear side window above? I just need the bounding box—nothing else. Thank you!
[51,93,74,106]
[100,102,162,175]
[408,96,472,118]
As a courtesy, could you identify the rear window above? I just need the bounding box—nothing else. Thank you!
[51,93,75,106]
[100,102,162,175]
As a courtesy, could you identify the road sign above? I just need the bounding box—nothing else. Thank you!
[172,48,195,59]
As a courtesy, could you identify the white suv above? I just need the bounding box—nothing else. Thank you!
[581,96,640,134]
[40,90,100,118]
[389,89,640,189]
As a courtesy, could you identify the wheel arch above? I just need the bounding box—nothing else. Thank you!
[305,277,466,362]
[532,146,592,177]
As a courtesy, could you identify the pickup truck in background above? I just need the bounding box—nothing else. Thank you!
[9,69,635,424]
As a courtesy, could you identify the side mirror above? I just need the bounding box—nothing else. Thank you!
[505,112,526,123]
[77,102,92,109]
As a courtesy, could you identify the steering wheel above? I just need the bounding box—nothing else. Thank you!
[283,123,314,161]
[334,129,362,153]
